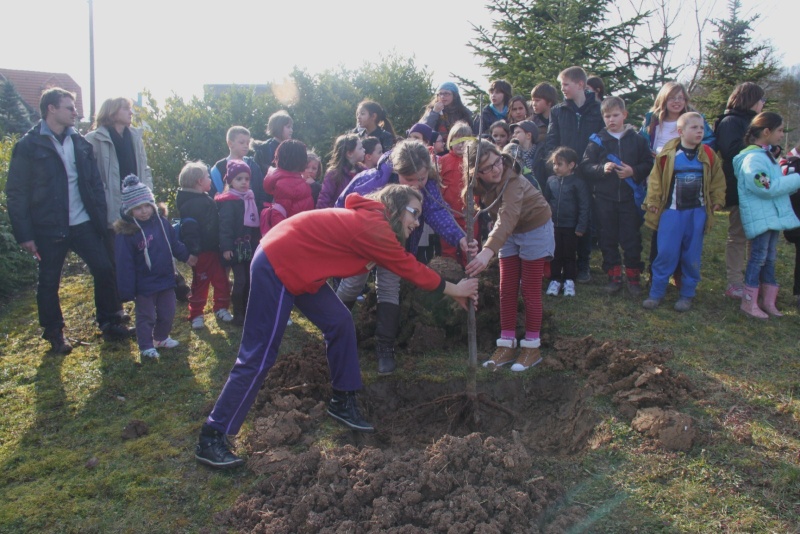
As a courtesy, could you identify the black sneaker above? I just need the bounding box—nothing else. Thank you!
[577,269,592,283]
[327,390,375,433]
[195,424,244,469]
[100,322,135,341]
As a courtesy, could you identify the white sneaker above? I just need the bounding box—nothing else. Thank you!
[546,280,561,296]
[191,316,205,330]
[141,348,160,359]
[215,309,234,322]
[154,337,180,349]
[563,280,576,297]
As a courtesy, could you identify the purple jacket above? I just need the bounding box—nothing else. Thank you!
[335,152,465,253]
[316,168,356,209]
[114,214,190,300]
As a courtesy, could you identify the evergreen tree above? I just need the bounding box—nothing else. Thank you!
[693,0,778,117]
[456,0,674,116]
[0,81,32,136]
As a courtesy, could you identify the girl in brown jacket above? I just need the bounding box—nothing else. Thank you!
[464,140,554,372]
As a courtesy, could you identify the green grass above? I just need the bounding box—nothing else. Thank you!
[1,212,800,532]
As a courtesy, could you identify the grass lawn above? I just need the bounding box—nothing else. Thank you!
[1,211,799,533]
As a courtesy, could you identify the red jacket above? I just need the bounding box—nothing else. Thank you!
[439,152,467,228]
[263,168,315,219]
[262,194,445,296]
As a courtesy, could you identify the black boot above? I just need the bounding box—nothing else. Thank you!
[231,293,246,326]
[100,321,135,341]
[375,302,400,375]
[195,423,244,469]
[44,329,73,354]
[327,390,374,433]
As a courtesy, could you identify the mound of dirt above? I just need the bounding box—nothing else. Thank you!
[221,334,700,530]
[217,433,584,533]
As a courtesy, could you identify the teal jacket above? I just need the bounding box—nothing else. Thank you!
[734,146,800,239]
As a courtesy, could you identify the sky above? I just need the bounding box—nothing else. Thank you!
[2,0,797,115]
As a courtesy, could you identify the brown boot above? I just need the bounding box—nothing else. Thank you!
[511,338,542,372]
[483,338,517,369]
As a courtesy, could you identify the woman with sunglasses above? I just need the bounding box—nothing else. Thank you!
[463,139,554,373]
[334,139,478,375]
[195,184,479,469]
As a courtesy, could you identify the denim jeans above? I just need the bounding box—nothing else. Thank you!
[35,222,120,335]
[744,230,778,287]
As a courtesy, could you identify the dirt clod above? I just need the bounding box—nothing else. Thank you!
[120,419,149,440]
[632,407,696,451]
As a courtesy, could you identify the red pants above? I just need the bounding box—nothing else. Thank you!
[189,251,231,319]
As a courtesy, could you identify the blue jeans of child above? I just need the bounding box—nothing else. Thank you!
[744,230,778,287]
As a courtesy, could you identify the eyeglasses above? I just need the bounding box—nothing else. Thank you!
[478,157,503,174]
[667,96,686,103]
[760,97,768,104]
[405,206,421,220]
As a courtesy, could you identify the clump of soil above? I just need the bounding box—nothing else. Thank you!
[120,419,149,440]
[221,335,700,530]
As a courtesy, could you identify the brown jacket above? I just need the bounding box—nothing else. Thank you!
[477,163,552,254]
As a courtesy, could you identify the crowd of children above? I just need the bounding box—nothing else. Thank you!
[53,71,799,469]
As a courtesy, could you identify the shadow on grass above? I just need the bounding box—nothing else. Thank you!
[0,277,255,532]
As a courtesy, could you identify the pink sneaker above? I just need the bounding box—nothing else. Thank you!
[724,284,743,299]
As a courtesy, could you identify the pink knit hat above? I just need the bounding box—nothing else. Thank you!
[224,160,251,184]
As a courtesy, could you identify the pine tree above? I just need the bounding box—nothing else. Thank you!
[0,81,32,136]
[693,0,778,117]
[456,0,674,113]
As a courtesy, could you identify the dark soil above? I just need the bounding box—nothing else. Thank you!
[216,332,701,532]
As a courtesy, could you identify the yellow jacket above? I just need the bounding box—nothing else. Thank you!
[643,138,725,233]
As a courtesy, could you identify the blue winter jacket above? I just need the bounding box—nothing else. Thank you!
[734,146,800,239]
[335,152,465,253]
[114,214,190,300]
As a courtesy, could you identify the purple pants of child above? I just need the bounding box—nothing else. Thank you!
[206,246,362,436]
[135,288,176,350]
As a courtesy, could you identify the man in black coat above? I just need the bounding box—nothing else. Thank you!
[5,87,132,353]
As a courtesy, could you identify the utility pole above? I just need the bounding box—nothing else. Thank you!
[88,0,96,124]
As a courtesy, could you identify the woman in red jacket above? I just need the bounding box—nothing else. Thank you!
[195,185,479,469]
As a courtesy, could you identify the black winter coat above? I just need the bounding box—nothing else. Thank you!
[176,189,220,255]
[352,126,396,153]
[216,197,260,266]
[545,173,591,233]
[545,91,604,171]
[6,122,107,242]
[580,126,654,203]
[714,108,758,207]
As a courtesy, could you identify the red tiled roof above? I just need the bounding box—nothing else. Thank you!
[0,68,84,119]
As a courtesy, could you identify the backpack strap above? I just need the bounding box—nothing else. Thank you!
[702,144,715,166]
